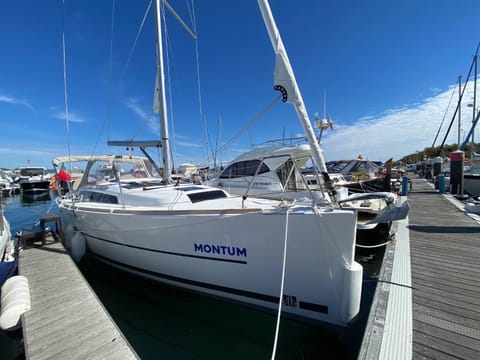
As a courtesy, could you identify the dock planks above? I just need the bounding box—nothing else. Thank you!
[408,178,480,360]
[359,176,480,360]
[19,239,138,360]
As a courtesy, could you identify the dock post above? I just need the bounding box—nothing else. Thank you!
[438,174,445,194]
[450,151,464,195]
[401,176,409,196]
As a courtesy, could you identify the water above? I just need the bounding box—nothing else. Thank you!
[1,193,385,359]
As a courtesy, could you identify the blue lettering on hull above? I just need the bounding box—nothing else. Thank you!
[194,243,247,257]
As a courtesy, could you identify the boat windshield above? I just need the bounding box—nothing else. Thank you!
[219,160,270,179]
[87,160,151,184]
[20,168,45,177]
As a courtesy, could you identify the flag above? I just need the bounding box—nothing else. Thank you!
[58,164,72,182]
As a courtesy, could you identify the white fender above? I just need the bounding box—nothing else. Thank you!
[63,224,76,250]
[71,232,86,263]
[0,276,31,330]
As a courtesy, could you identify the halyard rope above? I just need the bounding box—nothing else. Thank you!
[271,208,290,359]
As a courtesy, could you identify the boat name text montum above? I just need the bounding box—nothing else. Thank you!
[194,243,247,257]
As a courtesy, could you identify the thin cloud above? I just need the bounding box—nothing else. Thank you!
[322,80,476,161]
[175,140,202,148]
[126,97,150,119]
[0,94,33,110]
[173,134,203,148]
[0,147,57,158]
[52,110,86,123]
[125,97,159,134]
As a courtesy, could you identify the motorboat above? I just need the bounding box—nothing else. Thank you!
[206,142,317,200]
[15,167,51,200]
[56,0,365,327]
[208,145,408,229]
[0,171,20,197]
[326,158,398,193]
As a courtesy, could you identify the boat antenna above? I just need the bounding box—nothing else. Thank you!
[323,90,326,120]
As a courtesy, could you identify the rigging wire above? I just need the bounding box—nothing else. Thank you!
[119,1,153,84]
[184,0,215,165]
[90,0,117,158]
[102,0,153,150]
[111,0,154,150]
[190,0,214,162]
[157,0,203,169]
[213,116,222,169]
[199,95,282,167]
[130,110,157,140]
[438,41,480,152]
[431,85,457,149]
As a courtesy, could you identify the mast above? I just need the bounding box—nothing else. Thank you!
[461,56,480,151]
[458,75,462,146]
[472,55,477,161]
[154,0,172,182]
[257,0,336,199]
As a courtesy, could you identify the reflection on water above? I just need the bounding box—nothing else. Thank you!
[80,258,354,360]
[19,192,51,205]
[78,234,386,359]
[2,192,58,235]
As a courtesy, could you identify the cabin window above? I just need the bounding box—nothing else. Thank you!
[219,160,269,179]
[277,159,298,190]
[187,190,227,203]
[80,191,118,204]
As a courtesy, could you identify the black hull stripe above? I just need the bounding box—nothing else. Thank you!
[84,233,247,264]
[92,251,277,302]
[90,249,328,315]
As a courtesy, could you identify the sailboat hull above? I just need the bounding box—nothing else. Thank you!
[464,174,480,197]
[60,204,362,327]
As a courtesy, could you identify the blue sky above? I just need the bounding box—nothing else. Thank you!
[1,0,479,170]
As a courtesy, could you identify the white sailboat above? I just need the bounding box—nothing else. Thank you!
[0,206,17,286]
[0,207,30,331]
[57,0,363,327]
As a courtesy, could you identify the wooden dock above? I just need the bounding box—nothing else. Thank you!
[359,176,480,359]
[408,178,480,359]
[18,230,139,359]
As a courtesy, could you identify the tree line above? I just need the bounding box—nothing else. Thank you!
[399,142,479,164]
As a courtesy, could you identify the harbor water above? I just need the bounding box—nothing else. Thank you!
[1,192,385,359]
